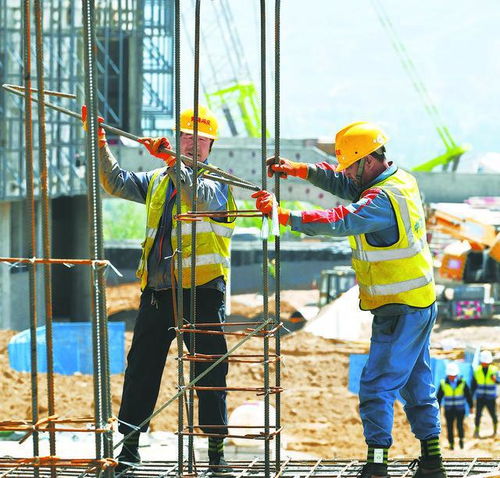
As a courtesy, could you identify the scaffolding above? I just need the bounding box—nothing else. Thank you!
[0,0,174,201]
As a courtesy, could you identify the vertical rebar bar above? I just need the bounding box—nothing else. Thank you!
[33,0,56,472]
[22,0,39,473]
[259,1,270,477]
[81,0,113,467]
[274,0,282,470]
[188,0,201,472]
[174,0,185,475]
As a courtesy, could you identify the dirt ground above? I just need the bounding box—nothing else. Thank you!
[1,288,499,459]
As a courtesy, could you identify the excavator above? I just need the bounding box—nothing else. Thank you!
[426,200,500,320]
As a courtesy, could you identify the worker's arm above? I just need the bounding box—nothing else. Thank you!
[267,157,359,201]
[464,382,474,409]
[288,187,395,237]
[99,145,152,204]
[166,164,229,211]
[436,385,444,407]
[306,162,360,201]
[81,106,152,203]
[471,376,477,396]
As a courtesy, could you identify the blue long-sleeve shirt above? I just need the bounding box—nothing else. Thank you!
[99,146,229,290]
[290,161,421,315]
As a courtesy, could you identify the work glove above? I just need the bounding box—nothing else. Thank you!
[266,156,308,179]
[139,137,176,167]
[81,105,107,148]
[252,190,290,226]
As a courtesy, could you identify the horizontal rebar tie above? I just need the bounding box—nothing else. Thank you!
[0,456,117,471]
[181,353,280,364]
[183,386,283,395]
[175,210,262,221]
[178,324,282,337]
[178,425,282,440]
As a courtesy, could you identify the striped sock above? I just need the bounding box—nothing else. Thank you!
[208,437,224,458]
[367,446,388,465]
[421,437,442,459]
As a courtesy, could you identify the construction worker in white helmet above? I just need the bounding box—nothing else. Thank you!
[254,122,444,478]
[437,362,473,450]
[471,349,498,438]
[82,105,235,475]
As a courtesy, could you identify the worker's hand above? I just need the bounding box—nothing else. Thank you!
[81,105,107,148]
[251,190,290,225]
[139,137,176,167]
[266,156,308,179]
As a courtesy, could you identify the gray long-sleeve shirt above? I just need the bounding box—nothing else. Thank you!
[99,145,229,290]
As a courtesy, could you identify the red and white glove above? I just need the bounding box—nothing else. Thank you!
[139,137,176,167]
[81,105,107,148]
[266,156,308,179]
[252,190,291,226]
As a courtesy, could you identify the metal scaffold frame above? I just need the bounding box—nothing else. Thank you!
[0,0,174,202]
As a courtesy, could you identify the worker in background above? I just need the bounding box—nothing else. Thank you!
[471,350,498,438]
[254,122,444,478]
[437,362,473,450]
[82,105,234,475]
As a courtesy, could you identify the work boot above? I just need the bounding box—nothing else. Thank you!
[493,423,497,437]
[409,457,447,478]
[115,445,141,475]
[459,439,464,449]
[473,427,480,438]
[448,441,454,450]
[358,462,389,478]
[208,455,234,476]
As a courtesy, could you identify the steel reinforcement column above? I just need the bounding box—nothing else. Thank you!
[274,0,282,470]
[81,0,113,467]
[22,1,40,473]
[259,1,271,477]
[33,0,57,469]
[174,0,185,475]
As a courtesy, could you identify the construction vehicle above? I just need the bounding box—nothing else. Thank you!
[427,199,500,320]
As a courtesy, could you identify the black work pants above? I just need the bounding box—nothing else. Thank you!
[475,397,498,427]
[118,287,228,436]
[444,408,465,444]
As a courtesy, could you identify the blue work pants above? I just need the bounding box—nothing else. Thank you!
[359,303,441,447]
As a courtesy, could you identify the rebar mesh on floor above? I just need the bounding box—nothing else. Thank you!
[0,459,498,477]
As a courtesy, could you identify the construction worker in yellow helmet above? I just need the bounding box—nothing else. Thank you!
[82,104,234,475]
[254,121,444,478]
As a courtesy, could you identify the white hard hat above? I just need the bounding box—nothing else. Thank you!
[446,362,459,376]
[480,350,493,364]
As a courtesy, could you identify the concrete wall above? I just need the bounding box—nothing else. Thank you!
[114,138,500,205]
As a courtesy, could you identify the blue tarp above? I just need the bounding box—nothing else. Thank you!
[349,353,474,404]
[8,322,125,375]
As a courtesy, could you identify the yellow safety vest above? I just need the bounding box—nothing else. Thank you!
[136,168,235,290]
[474,365,498,399]
[348,169,436,310]
[440,379,466,408]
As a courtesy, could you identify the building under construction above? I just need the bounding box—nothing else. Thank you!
[0,1,499,477]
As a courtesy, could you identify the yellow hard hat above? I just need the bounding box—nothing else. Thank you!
[179,105,218,139]
[334,121,389,172]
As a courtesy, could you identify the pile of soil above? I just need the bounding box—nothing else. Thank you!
[1,316,498,459]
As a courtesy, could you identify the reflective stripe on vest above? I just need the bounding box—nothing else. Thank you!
[136,168,235,289]
[474,365,498,398]
[348,169,436,310]
[441,379,466,408]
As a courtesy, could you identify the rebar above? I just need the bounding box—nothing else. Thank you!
[22,1,40,474]
[33,0,56,467]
